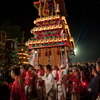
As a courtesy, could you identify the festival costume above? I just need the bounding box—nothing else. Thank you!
[9,76,27,100]
[36,69,44,99]
[25,70,33,99]
[67,72,81,100]
[42,73,56,100]
[57,65,69,100]
[20,68,26,82]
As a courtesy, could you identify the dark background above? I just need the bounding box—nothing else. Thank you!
[0,0,100,63]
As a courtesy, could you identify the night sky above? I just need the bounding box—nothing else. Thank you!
[0,0,100,63]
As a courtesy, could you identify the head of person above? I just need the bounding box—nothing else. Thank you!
[78,66,82,72]
[45,64,51,73]
[28,65,33,72]
[88,66,92,73]
[72,67,77,73]
[92,66,98,76]
[60,64,65,69]
[85,63,88,68]
[20,64,23,69]
[52,65,56,70]
[11,67,20,79]
[38,64,43,70]
[96,61,100,72]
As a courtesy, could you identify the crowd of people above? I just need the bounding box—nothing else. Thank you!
[0,60,100,100]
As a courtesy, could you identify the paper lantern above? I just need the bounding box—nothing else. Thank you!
[34,20,36,24]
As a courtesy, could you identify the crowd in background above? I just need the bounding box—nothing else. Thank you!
[0,60,100,100]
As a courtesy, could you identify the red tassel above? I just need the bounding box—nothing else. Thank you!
[48,49,51,56]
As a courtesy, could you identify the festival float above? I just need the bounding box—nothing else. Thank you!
[25,0,75,67]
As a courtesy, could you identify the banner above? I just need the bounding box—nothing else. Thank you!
[42,0,49,16]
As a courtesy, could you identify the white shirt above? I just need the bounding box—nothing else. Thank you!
[51,70,56,78]
[42,73,54,94]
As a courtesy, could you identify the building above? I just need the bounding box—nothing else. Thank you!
[25,0,75,67]
[17,43,30,65]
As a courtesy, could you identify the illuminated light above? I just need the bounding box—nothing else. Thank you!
[59,24,62,28]
[21,48,24,51]
[34,20,36,24]
[83,82,86,86]
[62,16,65,20]
[48,16,51,20]
[57,15,60,19]
[40,18,42,22]
[35,51,37,53]
[52,25,55,29]
[48,26,50,30]
[33,28,35,32]
[23,62,30,64]
[40,27,42,31]
[46,17,48,21]
[74,49,77,52]
[30,30,33,34]
[42,17,45,21]
[70,37,73,42]
[38,27,40,31]
[50,16,52,20]
[36,27,38,31]
[65,25,68,29]
[30,40,32,44]
[61,39,64,42]
[50,25,53,29]
[54,15,57,19]
[37,18,40,22]
[44,26,46,30]
[54,24,57,29]
[44,17,47,21]
[43,41,46,44]
[46,26,49,30]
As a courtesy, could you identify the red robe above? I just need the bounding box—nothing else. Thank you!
[25,70,33,86]
[20,69,26,82]
[67,73,81,94]
[36,69,44,86]
[51,69,59,82]
[9,76,27,100]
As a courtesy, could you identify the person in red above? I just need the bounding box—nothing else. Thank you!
[20,64,26,83]
[36,65,45,100]
[25,65,33,99]
[67,67,81,100]
[51,65,59,82]
[4,67,27,100]
[78,66,87,94]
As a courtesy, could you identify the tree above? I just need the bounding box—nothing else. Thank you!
[0,20,22,43]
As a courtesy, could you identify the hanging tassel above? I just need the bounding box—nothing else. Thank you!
[48,48,51,56]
